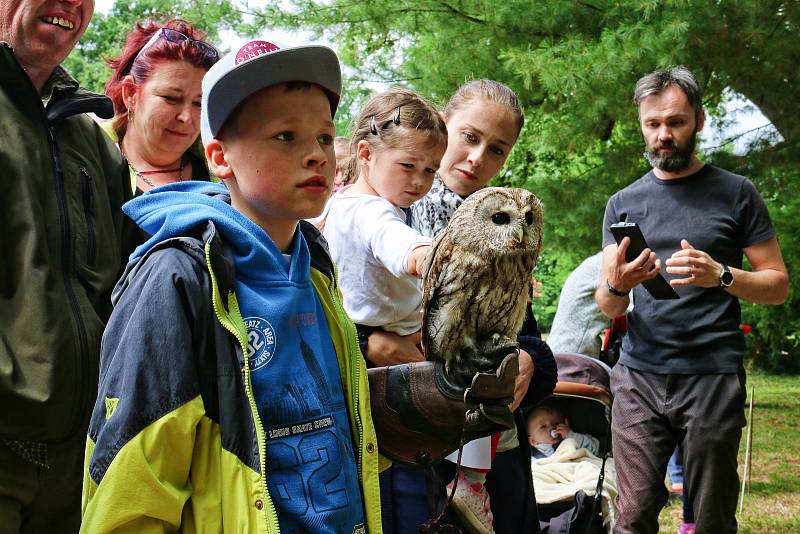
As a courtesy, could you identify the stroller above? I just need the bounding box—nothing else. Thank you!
[533,352,614,534]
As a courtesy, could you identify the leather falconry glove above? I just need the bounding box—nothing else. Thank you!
[367,335,519,467]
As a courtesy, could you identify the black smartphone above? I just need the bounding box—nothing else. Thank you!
[609,222,679,300]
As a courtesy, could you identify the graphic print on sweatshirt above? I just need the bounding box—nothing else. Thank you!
[244,302,364,534]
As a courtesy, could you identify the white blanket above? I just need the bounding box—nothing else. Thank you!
[532,438,617,531]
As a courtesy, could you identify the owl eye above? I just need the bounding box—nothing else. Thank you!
[491,212,511,225]
[525,211,534,225]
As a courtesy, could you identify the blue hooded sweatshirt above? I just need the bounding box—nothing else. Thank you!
[124,182,365,534]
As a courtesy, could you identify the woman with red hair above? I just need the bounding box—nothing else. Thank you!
[105,19,219,194]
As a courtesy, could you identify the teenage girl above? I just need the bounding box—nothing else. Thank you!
[366,80,557,534]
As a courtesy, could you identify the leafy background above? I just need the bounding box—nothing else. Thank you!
[69,0,799,371]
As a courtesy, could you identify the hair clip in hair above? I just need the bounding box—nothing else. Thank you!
[369,107,401,136]
[369,115,378,136]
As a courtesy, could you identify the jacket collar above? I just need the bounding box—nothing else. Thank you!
[113,219,336,307]
[1,43,113,124]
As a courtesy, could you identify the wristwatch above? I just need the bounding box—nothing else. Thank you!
[719,264,734,288]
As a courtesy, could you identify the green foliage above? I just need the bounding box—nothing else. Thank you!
[64,0,241,93]
[244,0,798,371]
[708,148,800,373]
[73,1,798,370]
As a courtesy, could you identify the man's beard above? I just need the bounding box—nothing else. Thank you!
[645,132,697,172]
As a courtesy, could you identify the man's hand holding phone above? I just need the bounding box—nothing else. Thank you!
[607,235,662,295]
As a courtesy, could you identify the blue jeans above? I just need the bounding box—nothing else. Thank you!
[667,446,683,486]
[379,463,431,533]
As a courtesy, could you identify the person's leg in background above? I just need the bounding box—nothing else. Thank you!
[667,446,696,532]
[610,364,677,534]
[485,412,540,534]
[667,447,684,496]
[380,463,431,533]
[677,371,745,534]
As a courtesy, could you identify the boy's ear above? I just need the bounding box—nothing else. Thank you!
[205,139,235,181]
[356,139,372,165]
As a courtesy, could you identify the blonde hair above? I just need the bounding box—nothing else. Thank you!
[444,79,525,135]
[341,88,448,186]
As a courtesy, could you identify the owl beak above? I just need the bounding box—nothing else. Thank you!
[516,227,524,243]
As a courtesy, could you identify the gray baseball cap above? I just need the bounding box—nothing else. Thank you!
[201,38,342,145]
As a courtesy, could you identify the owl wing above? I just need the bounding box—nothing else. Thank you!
[421,229,454,361]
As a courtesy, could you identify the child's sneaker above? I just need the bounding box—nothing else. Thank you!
[447,472,494,534]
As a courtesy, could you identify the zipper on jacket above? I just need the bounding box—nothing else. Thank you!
[48,125,90,439]
[205,244,279,534]
[328,265,366,481]
[80,167,97,266]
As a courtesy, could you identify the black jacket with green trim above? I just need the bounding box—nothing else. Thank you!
[81,220,382,533]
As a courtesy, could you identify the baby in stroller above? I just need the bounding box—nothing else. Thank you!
[528,404,599,459]
[531,353,618,532]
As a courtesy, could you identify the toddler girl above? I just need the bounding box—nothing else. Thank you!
[322,88,447,340]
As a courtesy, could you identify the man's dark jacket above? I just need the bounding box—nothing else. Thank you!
[0,43,130,443]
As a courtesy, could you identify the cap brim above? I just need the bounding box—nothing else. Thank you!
[204,45,341,142]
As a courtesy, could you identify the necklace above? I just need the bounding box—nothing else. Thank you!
[133,156,185,189]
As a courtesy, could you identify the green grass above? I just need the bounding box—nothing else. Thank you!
[658,372,800,533]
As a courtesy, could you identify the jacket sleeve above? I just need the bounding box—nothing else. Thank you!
[81,247,214,533]
[92,121,137,262]
[517,305,557,409]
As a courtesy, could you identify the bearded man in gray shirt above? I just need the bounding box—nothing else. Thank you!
[595,66,788,534]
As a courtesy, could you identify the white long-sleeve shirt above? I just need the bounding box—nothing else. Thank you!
[323,189,430,335]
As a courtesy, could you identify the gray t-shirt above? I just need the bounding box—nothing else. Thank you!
[547,252,607,357]
[601,165,774,373]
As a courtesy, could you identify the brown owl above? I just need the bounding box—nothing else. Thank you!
[421,187,543,380]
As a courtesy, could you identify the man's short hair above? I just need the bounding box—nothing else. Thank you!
[633,66,703,114]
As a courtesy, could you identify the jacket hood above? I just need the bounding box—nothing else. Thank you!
[123,181,309,283]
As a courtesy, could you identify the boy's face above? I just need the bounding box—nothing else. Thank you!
[527,408,564,445]
[215,84,335,242]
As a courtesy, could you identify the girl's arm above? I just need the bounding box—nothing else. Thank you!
[406,244,430,277]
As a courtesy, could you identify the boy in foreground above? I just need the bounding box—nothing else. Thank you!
[81,39,381,533]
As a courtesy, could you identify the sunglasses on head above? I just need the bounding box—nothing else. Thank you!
[132,27,219,66]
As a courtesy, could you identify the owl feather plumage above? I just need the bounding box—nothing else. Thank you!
[421,187,543,374]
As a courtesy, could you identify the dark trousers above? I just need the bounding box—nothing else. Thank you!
[379,463,431,533]
[610,363,745,534]
[0,433,85,534]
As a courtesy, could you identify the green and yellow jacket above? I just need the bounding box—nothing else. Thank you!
[81,218,382,533]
